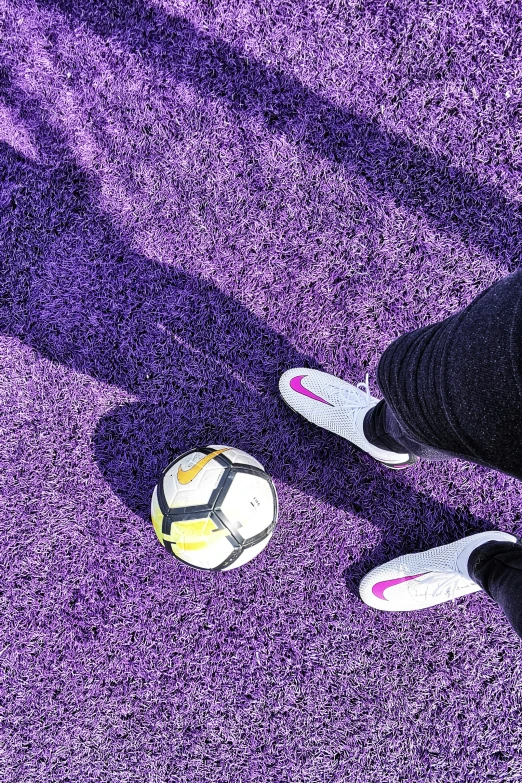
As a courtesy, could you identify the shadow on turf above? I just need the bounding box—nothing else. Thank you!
[0,77,503,588]
[34,0,522,272]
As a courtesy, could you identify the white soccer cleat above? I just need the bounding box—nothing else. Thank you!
[359,531,518,612]
[279,368,417,469]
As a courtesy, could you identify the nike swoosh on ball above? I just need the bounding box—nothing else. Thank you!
[177,448,229,485]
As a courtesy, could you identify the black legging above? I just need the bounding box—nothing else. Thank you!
[364,270,522,478]
[363,271,522,637]
[467,541,522,637]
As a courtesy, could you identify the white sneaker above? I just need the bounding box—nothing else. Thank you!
[359,531,518,612]
[279,368,417,469]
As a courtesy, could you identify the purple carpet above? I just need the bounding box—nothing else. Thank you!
[1,0,522,780]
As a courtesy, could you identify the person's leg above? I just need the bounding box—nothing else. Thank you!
[363,398,453,461]
[358,274,522,636]
[281,272,522,476]
[467,540,522,638]
[366,270,522,479]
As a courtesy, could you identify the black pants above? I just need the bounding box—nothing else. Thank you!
[468,541,522,637]
[364,271,522,637]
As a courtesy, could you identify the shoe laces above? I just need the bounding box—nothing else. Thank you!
[409,571,471,600]
[328,373,374,411]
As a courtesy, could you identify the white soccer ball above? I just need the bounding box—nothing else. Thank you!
[151,445,278,570]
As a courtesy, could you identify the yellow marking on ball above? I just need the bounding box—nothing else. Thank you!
[151,488,164,542]
[162,517,230,551]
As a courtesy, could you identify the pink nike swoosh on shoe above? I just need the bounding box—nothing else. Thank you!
[372,573,426,601]
[289,375,334,406]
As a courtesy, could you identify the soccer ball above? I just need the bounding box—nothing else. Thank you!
[150,445,278,571]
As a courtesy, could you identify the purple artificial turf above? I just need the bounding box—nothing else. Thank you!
[1,0,522,780]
